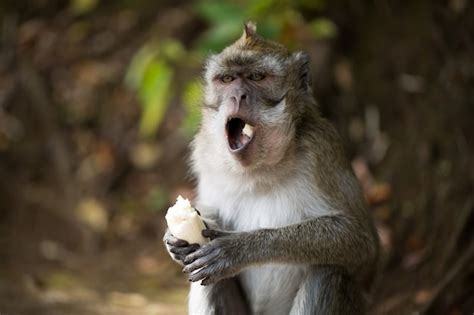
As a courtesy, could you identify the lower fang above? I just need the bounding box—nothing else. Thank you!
[242,124,254,138]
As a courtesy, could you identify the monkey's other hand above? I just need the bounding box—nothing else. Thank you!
[201,228,231,240]
[163,229,200,266]
[183,229,247,285]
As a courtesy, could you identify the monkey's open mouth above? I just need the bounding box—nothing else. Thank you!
[226,117,255,152]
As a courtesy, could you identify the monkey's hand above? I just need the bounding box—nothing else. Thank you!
[183,229,248,285]
[163,229,200,266]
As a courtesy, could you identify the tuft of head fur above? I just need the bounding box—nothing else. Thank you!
[226,21,289,56]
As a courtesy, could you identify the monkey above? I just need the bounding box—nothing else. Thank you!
[164,21,379,315]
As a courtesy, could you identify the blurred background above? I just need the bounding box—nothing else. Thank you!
[0,0,473,314]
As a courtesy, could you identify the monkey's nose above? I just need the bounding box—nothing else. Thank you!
[231,93,247,105]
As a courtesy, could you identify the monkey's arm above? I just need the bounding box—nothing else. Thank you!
[183,214,377,285]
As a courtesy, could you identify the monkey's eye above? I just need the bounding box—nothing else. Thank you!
[220,75,235,83]
[248,73,266,81]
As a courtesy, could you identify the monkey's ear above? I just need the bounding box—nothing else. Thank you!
[243,21,257,39]
[290,51,312,91]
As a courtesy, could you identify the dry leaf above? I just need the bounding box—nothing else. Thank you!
[414,288,433,305]
[76,198,108,232]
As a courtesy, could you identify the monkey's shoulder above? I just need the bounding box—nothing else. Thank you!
[298,117,347,160]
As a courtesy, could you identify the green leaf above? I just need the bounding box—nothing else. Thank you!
[254,19,281,39]
[70,0,98,15]
[138,59,174,138]
[181,80,203,136]
[147,186,168,212]
[197,21,243,52]
[160,39,186,62]
[196,0,245,24]
[125,44,158,90]
[126,40,186,138]
[247,0,278,17]
[195,0,247,52]
[308,18,337,39]
[298,0,326,10]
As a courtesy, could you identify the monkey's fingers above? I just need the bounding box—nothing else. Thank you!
[183,244,215,264]
[187,261,219,283]
[191,262,227,286]
[169,243,200,255]
[165,235,189,247]
[172,253,186,262]
[202,229,229,240]
[200,277,210,286]
[183,250,219,274]
[201,276,219,286]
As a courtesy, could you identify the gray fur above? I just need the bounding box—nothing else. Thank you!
[208,277,250,315]
[290,266,366,315]
[164,22,379,315]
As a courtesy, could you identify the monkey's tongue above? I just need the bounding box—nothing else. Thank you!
[226,117,254,151]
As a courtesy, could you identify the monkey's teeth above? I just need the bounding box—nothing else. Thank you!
[242,124,254,138]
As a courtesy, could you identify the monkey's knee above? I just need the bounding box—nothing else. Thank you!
[189,277,250,315]
[291,266,366,315]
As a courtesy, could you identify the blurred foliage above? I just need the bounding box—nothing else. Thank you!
[46,271,84,290]
[126,40,185,138]
[196,1,246,52]
[196,0,328,52]
[76,198,108,232]
[308,18,337,39]
[181,80,203,137]
[69,0,99,15]
[147,186,168,212]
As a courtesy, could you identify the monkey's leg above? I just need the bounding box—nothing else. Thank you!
[188,276,250,315]
[289,266,366,315]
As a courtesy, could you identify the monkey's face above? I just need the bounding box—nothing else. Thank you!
[202,50,296,169]
[198,23,311,173]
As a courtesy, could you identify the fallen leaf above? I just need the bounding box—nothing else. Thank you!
[76,198,108,232]
[108,291,148,308]
[135,255,160,275]
[414,288,433,305]
[367,183,392,205]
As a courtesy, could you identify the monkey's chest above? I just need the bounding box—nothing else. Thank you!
[216,190,308,231]
[240,264,306,315]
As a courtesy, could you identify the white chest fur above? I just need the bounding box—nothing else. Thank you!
[194,169,331,314]
[196,170,331,231]
[242,264,306,315]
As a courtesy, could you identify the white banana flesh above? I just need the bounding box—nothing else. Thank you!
[165,196,208,245]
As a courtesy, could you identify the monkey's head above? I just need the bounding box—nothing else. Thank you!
[199,21,314,173]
